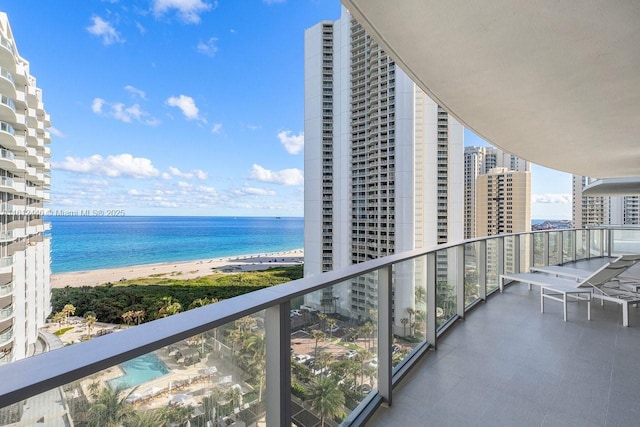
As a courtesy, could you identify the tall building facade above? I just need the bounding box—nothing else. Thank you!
[0,13,51,364]
[572,175,640,227]
[475,167,531,236]
[464,146,529,238]
[304,7,463,330]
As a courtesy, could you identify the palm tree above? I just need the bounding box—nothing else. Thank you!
[308,377,345,427]
[400,318,409,337]
[326,318,337,339]
[360,321,374,351]
[310,329,326,360]
[245,332,267,401]
[406,307,415,337]
[52,311,66,330]
[62,303,76,324]
[84,312,97,337]
[121,310,134,326]
[158,296,182,318]
[87,386,134,427]
[122,409,166,427]
[317,312,327,330]
[133,310,145,325]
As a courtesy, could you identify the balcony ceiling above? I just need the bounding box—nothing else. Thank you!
[342,0,640,179]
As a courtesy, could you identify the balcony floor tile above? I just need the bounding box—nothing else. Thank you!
[367,258,640,427]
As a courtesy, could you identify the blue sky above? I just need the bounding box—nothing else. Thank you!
[3,0,571,219]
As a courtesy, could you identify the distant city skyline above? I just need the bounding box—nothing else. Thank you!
[3,1,571,219]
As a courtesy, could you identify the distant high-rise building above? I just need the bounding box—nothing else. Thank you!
[0,13,52,364]
[475,167,531,236]
[304,6,463,332]
[572,175,640,227]
[464,146,529,238]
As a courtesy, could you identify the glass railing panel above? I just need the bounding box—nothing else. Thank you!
[519,233,531,272]
[436,248,457,330]
[486,239,499,293]
[392,256,427,371]
[611,228,640,256]
[291,275,377,426]
[0,313,266,427]
[576,230,587,260]
[533,233,545,266]
[503,235,517,274]
[562,230,574,264]
[464,242,480,307]
[548,231,561,266]
[590,229,603,257]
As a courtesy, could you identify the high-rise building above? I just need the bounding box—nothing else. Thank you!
[573,175,640,227]
[475,167,531,236]
[0,13,51,364]
[464,146,529,238]
[304,7,463,330]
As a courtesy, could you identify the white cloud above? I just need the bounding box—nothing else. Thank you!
[152,0,214,24]
[86,16,123,45]
[211,123,222,133]
[52,154,160,178]
[168,167,208,180]
[161,172,172,180]
[197,37,219,57]
[177,181,192,188]
[165,95,204,121]
[250,164,303,186]
[124,85,147,99]
[198,185,217,194]
[49,127,65,138]
[532,194,572,204]
[128,189,140,195]
[277,130,304,155]
[243,187,276,196]
[92,97,159,126]
[92,98,105,114]
[135,22,146,34]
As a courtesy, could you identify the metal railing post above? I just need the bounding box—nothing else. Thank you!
[426,252,437,348]
[378,265,392,405]
[266,301,291,427]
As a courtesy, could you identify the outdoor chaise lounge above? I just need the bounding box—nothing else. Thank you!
[500,255,640,326]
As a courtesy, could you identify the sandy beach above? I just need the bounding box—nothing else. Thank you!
[51,249,304,288]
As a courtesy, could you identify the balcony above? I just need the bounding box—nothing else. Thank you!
[0,227,638,425]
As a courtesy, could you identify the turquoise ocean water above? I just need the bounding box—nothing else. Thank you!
[46,216,304,274]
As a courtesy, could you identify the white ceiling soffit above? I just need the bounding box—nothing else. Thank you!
[583,177,640,196]
[342,0,640,178]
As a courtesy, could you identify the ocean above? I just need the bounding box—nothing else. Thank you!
[46,216,304,274]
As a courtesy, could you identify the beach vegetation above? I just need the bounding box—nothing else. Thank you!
[50,265,303,325]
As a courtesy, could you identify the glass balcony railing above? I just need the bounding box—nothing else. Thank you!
[0,227,635,426]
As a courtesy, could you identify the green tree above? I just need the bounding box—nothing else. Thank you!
[310,329,326,360]
[122,409,166,427]
[62,304,76,324]
[308,377,346,427]
[52,311,66,329]
[157,296,182,318]
[326,318,337,339]
[84,311,97,337]
[400,318,409,337]
[87,386,134,427]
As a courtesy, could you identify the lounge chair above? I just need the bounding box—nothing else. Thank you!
[500,255,640,326]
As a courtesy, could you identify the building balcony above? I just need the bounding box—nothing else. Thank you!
[0,227,636,425]
[0,328,12,347]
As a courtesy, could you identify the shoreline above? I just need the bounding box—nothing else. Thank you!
[50,249,304,288]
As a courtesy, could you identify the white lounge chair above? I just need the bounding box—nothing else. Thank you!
[500,255,640,326]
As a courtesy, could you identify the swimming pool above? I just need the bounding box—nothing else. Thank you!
[107,353,170,390]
